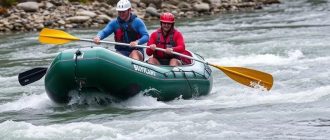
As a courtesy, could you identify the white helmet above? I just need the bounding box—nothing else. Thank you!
[116,0,131,11]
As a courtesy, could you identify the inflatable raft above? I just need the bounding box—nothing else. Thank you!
[45,47,213,103]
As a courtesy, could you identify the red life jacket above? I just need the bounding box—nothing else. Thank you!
[114,14,140,51]
[152,28,192,64]
[154,29,176,59]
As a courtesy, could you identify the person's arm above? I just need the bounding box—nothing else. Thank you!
[96,20,117,40]
[146,32,157,56]
[172,31,185,53]
[133,18,149,45]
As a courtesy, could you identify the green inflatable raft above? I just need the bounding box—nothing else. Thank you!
[45,47,213,103]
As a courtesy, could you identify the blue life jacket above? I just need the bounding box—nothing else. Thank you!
[114,14,141,52]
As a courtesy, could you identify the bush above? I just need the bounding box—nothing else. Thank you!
[0,0,17,7]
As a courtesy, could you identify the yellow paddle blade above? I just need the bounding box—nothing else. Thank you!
[39,36,74,45]
[39,28,79,45]
[210,64,273,90]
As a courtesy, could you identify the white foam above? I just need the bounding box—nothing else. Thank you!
[103,84,330,110]
[114,94,170,109]
[0,93,53,112]
[206,49,304,66]
[0,120,118,139]
[0,75,19,87]
[208,85,330,108]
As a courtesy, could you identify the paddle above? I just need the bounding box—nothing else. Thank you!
[18,67,47,86]
[168,51,273,90]
[36,28,274,90]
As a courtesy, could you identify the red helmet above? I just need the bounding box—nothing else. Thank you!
[160,12,175,23]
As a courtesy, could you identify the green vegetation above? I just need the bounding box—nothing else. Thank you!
[0,0,17,7]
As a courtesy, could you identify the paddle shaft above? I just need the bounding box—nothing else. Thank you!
[82,39,268,83]
[37,28,273,90]
[19,38,200,86]
[80,39,206,63]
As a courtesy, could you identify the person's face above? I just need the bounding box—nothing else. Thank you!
[118,9,130,21]
[161,22,173,32]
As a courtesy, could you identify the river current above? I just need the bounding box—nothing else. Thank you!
[1,0,329,139]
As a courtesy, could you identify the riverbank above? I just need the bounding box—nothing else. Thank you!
[0,0,280,33]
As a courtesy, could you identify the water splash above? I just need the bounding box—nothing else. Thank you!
[206,49,304,66]
[0,93,52,112]
[249,81,269,91]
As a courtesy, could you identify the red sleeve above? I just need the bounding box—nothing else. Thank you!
[146,31,157,56]
[172,31,185,53]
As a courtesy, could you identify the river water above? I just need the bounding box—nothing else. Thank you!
[1,0,330,139]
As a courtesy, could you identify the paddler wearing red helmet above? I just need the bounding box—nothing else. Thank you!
[146,12,187,66]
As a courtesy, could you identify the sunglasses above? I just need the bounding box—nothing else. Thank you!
[161,22,173,26]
